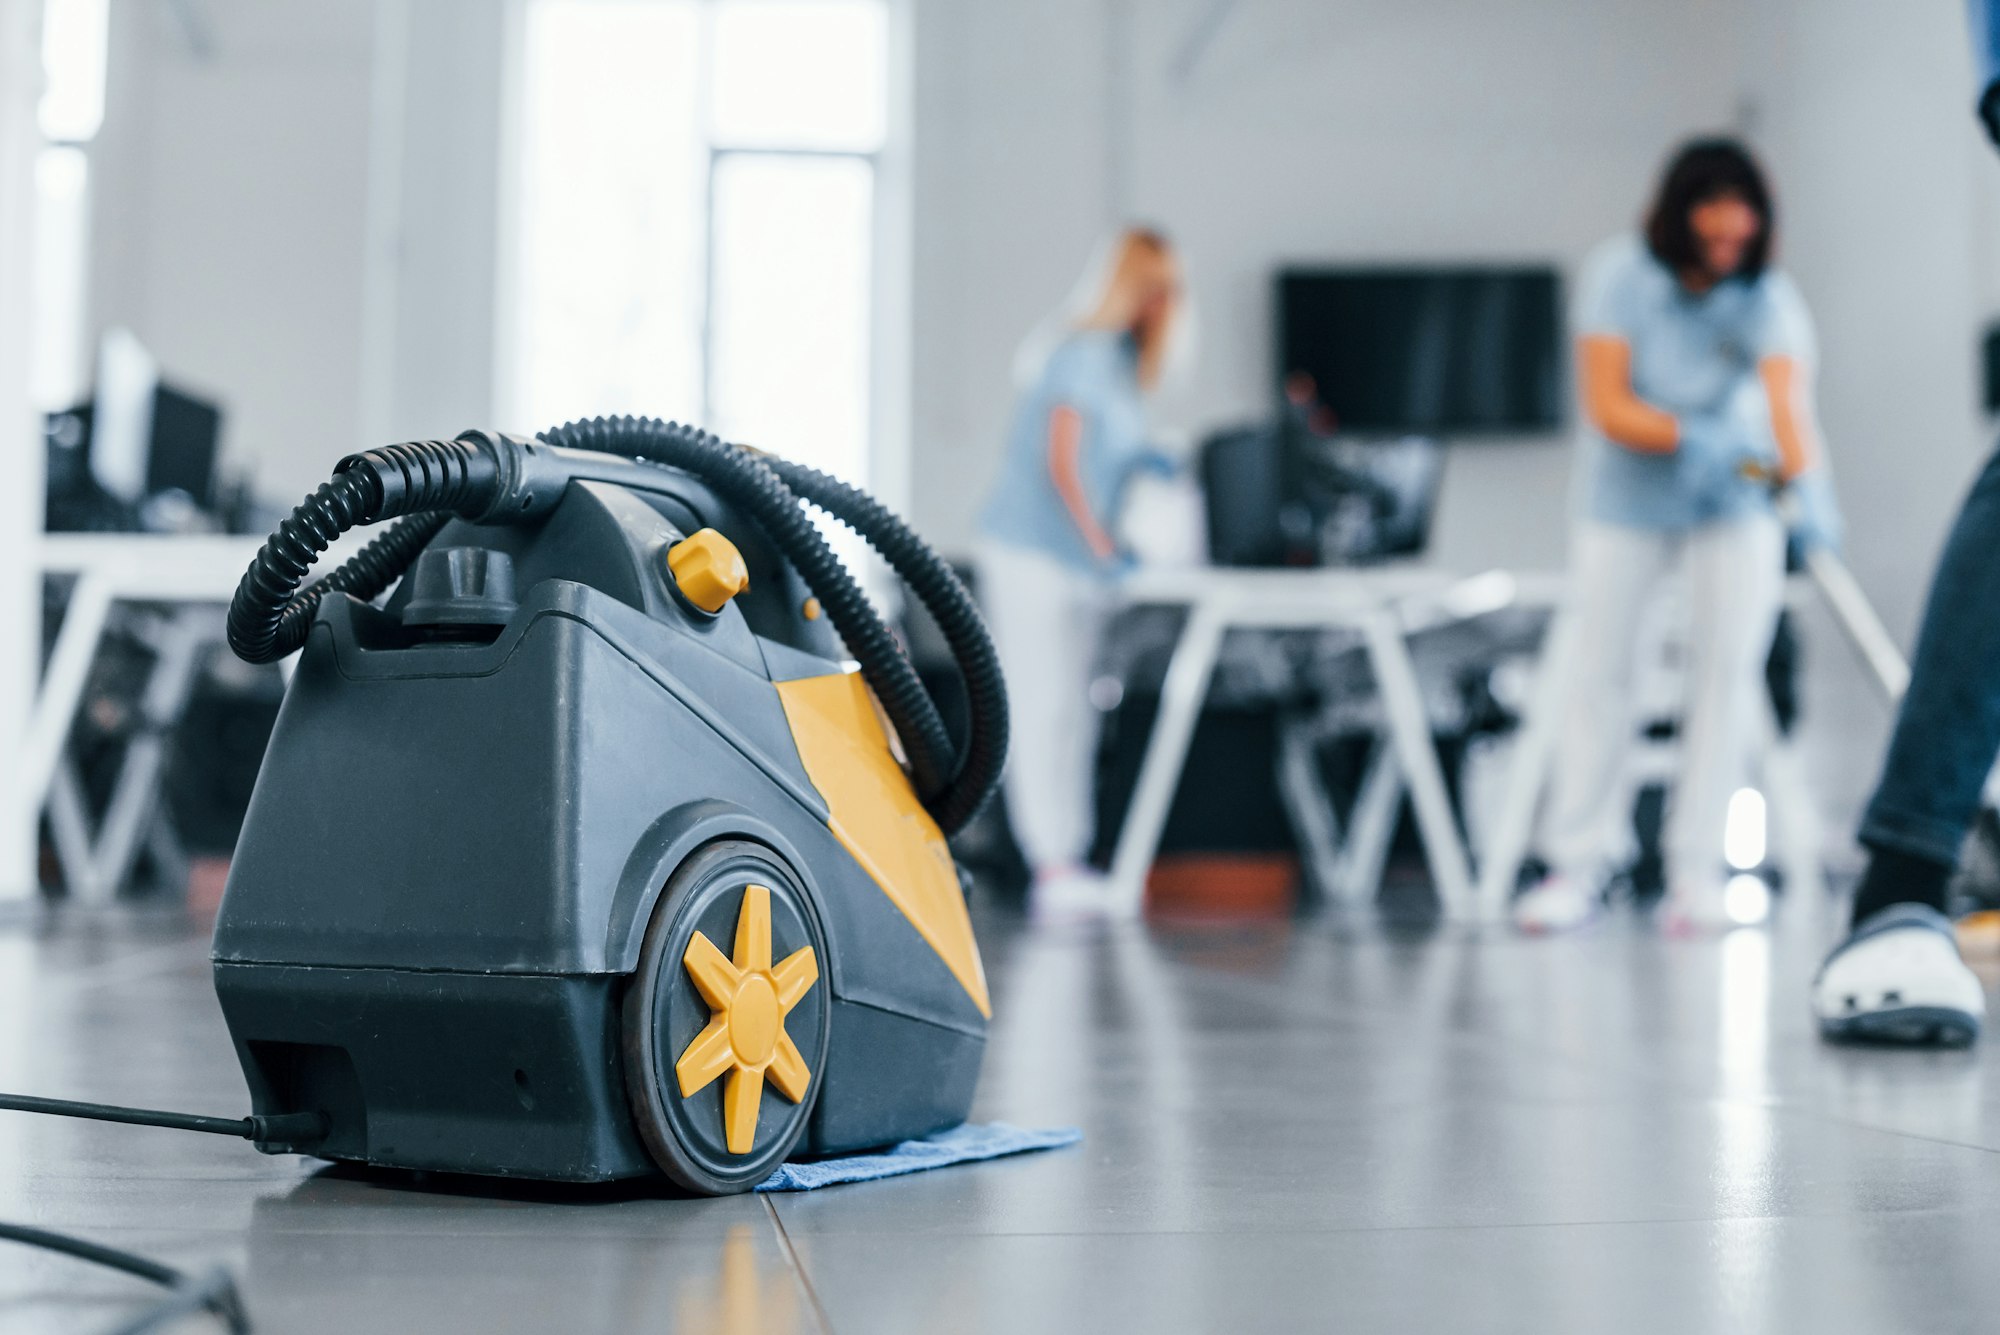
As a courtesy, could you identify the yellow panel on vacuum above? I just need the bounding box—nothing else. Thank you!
[775,672,992,1017]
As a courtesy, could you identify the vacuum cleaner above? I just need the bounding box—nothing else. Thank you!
[76,418,1005,1197]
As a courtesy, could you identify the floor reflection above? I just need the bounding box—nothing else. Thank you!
[674,1224,802,1335]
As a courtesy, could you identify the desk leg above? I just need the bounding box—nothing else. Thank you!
[16,574,114,844]
[46,761,94,900]
[1361,611,1477,919]
[1473,606,1578,918]
[88,610,211,902]
[1276,716,1344,907]
[1106,604,1226,918]
[1337,738,1403,908]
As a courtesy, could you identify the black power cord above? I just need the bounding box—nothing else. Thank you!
[0,1095,329,1331]
[0,1094,327,1148]
[0,1222,249,1334]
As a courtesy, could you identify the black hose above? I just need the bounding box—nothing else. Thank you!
[757,455,1008,832]
[226,422,1002,833]
[226,439,495,664]
[536,416,963,819]
[0,1222,250,1334]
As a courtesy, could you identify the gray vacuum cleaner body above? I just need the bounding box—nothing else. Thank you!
[212,439,996,1194]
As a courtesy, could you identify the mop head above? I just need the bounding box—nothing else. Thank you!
[756,1123,1080,1192]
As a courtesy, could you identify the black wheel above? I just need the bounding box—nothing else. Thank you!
[622,839,830,1194]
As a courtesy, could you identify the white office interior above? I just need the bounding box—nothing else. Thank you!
[3,2,2000,1330]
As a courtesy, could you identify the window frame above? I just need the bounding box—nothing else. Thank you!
[496,0,908,499]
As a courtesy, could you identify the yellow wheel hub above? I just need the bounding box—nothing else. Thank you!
[674,885,819,1155]
[727,977,779,1064]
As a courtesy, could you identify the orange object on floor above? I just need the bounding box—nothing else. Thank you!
[1146,854,1298,920]
[186,856,231,920]
[1956,909,2000,957]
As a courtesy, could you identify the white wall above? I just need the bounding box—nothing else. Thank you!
[370,0,509,445]
[85,0,506,508]
[88,0,377,506]
[908,0,1111,541]
[1,0,45,897]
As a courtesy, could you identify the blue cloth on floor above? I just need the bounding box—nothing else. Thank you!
[755,1122,1081,1192]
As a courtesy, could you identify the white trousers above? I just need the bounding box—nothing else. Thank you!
[1542,513,1786,886]
[975,539,1107,875]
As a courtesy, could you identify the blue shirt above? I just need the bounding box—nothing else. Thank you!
[978,330,1164,573]
[1574,234,1816,531]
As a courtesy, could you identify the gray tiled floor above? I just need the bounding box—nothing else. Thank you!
[3,891,1999,1334]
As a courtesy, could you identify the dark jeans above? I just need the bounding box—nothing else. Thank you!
[1861,443,2000,866]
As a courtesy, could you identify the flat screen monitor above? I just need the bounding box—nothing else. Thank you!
[1277,266,1562,435]
[44,328,224,530]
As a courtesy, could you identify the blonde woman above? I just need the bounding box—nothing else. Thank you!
[977,228,1184,917]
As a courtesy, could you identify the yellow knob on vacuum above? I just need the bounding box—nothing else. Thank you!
[667,528,750,613]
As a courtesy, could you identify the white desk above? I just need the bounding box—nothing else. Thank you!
[1105,565,1565,920]
[19,536,275,901]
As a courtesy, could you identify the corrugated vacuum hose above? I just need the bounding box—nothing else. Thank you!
[222,421,1007,834]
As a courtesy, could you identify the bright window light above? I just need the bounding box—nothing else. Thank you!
[39,0,110,143]
[30,146,91,410]
[709,153,872,483]
[508,0,886,489]
[709,1,887,151]
[1724,874,1771,926]
[509,1,706,431]
[1723,786,1766,872]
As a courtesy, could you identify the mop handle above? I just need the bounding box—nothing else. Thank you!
[1736,459,1911,704]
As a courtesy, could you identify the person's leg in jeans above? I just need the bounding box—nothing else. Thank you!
[1852,445,2000,924]
[1517,520,1674,930]
[1662,510,1785,928]
[1813,447,2000,1044]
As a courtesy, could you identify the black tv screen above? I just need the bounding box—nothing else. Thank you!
[1277,266,1562,435]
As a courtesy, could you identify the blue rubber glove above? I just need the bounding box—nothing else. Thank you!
[1784,465,1845,554]
[1675,413,1767,509]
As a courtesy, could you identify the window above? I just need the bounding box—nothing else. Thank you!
[505,0,889,489]
[32,0,110,411]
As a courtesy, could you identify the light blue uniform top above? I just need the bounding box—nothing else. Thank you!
[1574,233,1816,530]
[978,330,1168,575]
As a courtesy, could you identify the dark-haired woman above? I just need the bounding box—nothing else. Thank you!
[1514,138,1825,935]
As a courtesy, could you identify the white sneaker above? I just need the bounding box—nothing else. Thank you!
[1028,866,1110,924]
[1813,904,1985,1047]
[1659,875,1748,935]
[1511,874,1602,934]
